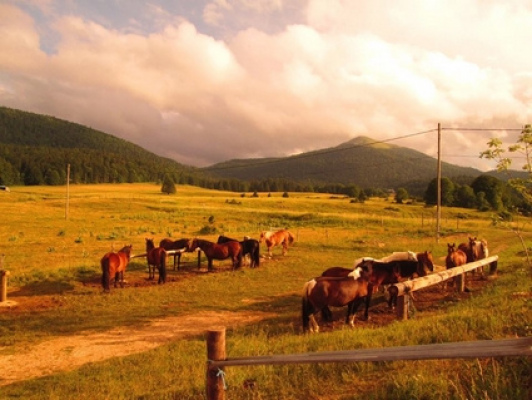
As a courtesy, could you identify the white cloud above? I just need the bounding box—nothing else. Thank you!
[0,1,531,173]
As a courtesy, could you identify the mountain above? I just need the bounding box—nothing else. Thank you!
[0,106,197,186]
[203,135,482,191]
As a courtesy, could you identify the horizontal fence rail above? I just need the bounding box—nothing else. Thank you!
[205,329,531,400]
[389,255,499,298]
[209,336,531,368]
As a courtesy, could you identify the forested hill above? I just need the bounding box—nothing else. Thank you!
[0,107,197,186]
[203,136,483,191]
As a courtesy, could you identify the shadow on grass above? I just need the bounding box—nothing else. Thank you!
[9,279,76,297]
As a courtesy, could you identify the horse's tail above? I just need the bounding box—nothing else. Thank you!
[101,256,110,292]
[301,280,316,331]
[158,250,167,284]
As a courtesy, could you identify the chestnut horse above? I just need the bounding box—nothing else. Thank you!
[321,251,434,319]
[187,238,242,271]
[101,245,132,292]
[159,238,190,270]
[145,238,167,284]
[446,243,467,269]
[302,264,371,333]
[259,229,294,256]
[217,235,260,268]
[445,243,467,288]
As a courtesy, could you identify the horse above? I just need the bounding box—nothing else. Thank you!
[217,235,260,268]
[445,243,467,269]
[187,238,242,271]
[145,238,167,284]
[259,229,294,256]
[101,245,132,292]
[322,251,434,318]
[458,237,489,273]
[302,264,371,333]
[159,238,190,270]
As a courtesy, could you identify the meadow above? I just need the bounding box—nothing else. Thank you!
[0,184,530,399]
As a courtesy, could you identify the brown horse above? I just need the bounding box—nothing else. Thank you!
[446,243,467,269]
[217,235,260,268]
[101,245,133,292]
[302,264,371,333]
[187,238,242,271]
[145,238,167,284]
[159,238,190,270]
[259,229,294,256]
[322,251,434,318]
[458,237,489,273]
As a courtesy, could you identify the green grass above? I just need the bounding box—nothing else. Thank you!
[0,184,530,399]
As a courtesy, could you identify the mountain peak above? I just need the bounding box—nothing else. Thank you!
[337,136,396,149]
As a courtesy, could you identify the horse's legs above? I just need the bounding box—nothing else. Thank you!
[208,258,213,272]
[114,272,119,288]
[308,314,320,333]
[120,271,124,288]
[321,306,333,322]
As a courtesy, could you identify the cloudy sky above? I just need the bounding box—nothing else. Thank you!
[1,0,531,170]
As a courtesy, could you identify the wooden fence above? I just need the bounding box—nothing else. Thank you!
[206,328,531,400]
[206,255,507,399]
[388,255,498,320]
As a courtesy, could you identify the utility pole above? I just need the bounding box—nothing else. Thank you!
[436,123,442,242]
[65,163,70,220]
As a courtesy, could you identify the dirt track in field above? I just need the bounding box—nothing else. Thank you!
[0,310,275,387]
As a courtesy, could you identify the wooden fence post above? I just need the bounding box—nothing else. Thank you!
[0,255,8,303]
[396,292,409,320]
[206,328,226,400]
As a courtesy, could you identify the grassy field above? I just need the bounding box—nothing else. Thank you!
[0,184,530,399]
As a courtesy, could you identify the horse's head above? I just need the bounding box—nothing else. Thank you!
[418,251,433,275]
[468,237,477,248]
[145,238,155,250]
[259,231,266,242]
[447,243,456,254]
[120,244,133,257]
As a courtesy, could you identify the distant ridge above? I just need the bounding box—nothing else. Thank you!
[203,135,482,191]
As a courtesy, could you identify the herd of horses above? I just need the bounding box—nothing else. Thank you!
[302,237,489,333]
[100,232,489,334]
[100,229,294,292]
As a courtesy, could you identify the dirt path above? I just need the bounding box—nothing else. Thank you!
[0,310,275,387]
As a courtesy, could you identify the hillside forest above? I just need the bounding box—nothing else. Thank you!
[0,106,530,216]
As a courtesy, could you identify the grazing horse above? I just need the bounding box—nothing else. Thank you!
[159,238,190,270]
[259,229,294,256]
[302,265,371,333]
[145,238,167,284]
[101,245,132,292]
[217,235,260,268]
[322,251,434,319]
[187,238,242,271]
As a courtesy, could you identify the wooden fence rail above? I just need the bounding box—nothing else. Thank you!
[388,255,498,320]
[206,328,531,400]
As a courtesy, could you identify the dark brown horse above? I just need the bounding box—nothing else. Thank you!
[302,264,371,333]
[322,251,434,318]
[187,238,242,271]
[145,238,167,284]
[217,235,260,268]
[101,245,132,292]
[259,229,294,256]
[159,238,190,270]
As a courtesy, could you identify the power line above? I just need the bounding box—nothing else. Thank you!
[205,128,437,172]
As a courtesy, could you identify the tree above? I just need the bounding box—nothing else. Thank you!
[471,175,504,211]
[161,175,176,194]
[480,124,532,267]
[424,177,455,206]
[395,188,409,204]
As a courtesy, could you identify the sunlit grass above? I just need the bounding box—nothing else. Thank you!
[0,184,530,399]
